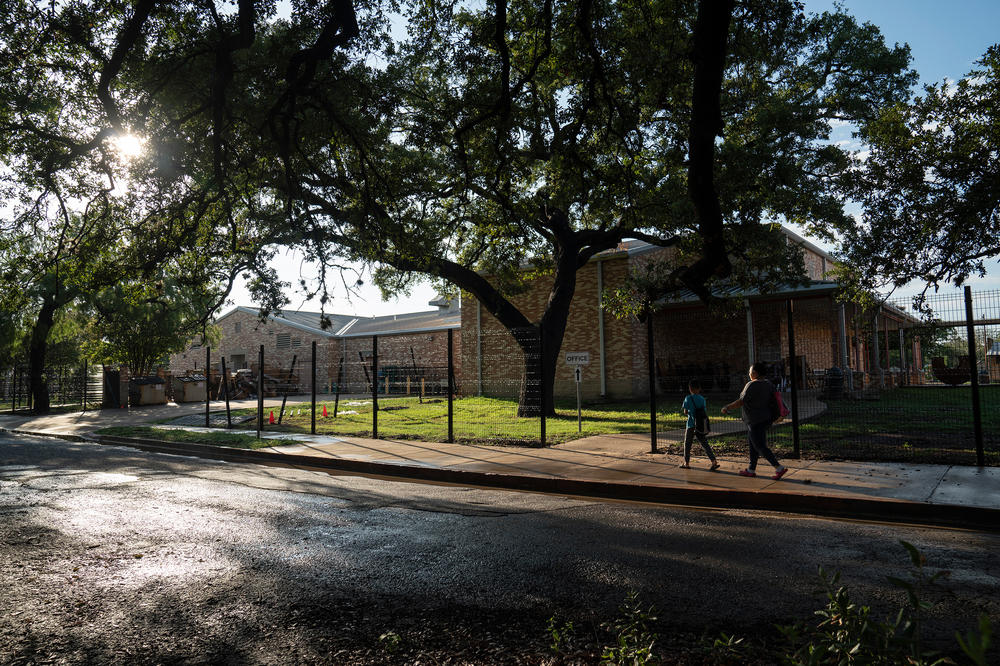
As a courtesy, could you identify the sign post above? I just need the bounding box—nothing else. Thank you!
[565,352,590,433]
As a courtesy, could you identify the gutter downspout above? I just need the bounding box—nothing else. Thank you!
[597,260,607,397]
[477,300,483,396]
[745,299,755,366]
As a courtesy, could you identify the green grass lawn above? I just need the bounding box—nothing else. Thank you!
[97,426,298,450]
[224,395,693,446]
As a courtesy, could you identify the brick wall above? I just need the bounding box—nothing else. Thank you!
[169,309,334,390]
[170,308,458,396]
[460,255,639,401]
[335,330,460,396]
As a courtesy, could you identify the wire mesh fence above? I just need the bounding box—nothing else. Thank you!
[0,364,102,413]
[655,288,997,466]
[5,288,994,465]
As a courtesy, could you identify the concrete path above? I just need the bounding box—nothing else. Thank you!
[1,399,998,530]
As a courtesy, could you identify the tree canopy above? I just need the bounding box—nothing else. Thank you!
[838,44,1000,302]
[0,0,926,413]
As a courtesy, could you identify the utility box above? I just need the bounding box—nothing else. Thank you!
[174,375,207,403]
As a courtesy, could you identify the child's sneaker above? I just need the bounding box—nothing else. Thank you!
[772,467,788,480]
[738,469,756,477]
[709,461,721,471]
[678,462,691,469]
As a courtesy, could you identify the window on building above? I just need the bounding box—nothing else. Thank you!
[291,337,301,347]
[276,333,291,349]
[234,322,241,333]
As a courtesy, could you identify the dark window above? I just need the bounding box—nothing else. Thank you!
[234,322,241,333]
[276,333,291,349]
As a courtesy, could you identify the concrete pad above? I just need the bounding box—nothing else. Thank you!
[765,460,948,502]
[931,466,1000,509]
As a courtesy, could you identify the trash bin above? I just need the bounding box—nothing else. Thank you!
[822,366,844,400]
[174,374,207,403]
[129,376,167,406]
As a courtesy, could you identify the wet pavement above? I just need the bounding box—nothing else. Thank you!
[3,432,999,664]
[1,399,998,530]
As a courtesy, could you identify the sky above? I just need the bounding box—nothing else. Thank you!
[225,0,1000,315]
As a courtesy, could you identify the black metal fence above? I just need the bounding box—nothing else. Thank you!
[655,286,997,466]
[205,327,546,446]
[1,364,102,413]
[5,287,995,466]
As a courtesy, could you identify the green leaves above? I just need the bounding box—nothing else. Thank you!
[840,44,1000,295]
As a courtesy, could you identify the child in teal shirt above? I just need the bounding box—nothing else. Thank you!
[680,379,720,470]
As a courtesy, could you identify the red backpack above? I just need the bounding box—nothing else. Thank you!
[769,389,790,424]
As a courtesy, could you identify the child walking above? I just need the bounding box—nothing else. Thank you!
[680,379,720,470]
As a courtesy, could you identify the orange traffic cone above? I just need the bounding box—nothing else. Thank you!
[268,410,275,424]
[322,404,328,417]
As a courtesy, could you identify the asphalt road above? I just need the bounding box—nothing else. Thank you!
[2,432,998,664]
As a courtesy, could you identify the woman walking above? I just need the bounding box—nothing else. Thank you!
[721,362,788,480]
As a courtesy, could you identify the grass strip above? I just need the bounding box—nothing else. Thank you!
[97,426,297,450]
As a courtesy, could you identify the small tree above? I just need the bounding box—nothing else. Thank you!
[84,276,222,378]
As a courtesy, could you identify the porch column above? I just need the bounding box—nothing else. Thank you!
[899,327,907,377]
[838,304,854,390]
[872,312,885,389]
[745,299,755,367]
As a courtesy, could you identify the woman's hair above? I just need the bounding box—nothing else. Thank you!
[749,362,768,378]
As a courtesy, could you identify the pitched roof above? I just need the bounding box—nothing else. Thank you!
[219,304,459,339]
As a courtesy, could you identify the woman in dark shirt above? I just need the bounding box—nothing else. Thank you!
[721,362,789,480]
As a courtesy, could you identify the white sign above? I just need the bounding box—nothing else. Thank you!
[565,352,590,365]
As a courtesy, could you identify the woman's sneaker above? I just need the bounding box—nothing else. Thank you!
[738,469,756,477]
[772,467,788,480]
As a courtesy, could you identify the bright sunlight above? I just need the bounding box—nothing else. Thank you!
[111,133,145,159]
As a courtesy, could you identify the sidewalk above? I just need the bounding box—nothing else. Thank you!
[1,401,998,531]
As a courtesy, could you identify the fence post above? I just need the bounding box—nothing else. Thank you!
[964,286,985,466]
[538,324,546,447]
[277,354,297,424]
[205,347,211,428]
[372,335,379,439]
[310,341,317,435]
[257,345,264,439]
[221,356,232,429]
[333,355,344,418]
[647,313,657,454]
[447,329,454,443]
[82,359,87,412]
[787,300,801,458]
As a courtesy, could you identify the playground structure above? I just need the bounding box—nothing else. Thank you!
[931,356,972,386]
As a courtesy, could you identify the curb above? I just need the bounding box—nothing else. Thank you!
[82,433,1000,533]
[0,426,93,444]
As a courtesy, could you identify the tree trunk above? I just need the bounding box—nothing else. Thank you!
[27,294,59,415]
[515,240,578,418]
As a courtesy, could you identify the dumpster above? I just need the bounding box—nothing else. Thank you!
[130,376,167,406]
[174,374,207,403]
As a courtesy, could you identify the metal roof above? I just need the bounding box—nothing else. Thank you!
[219,305,459,339]
[657,280,840,307]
